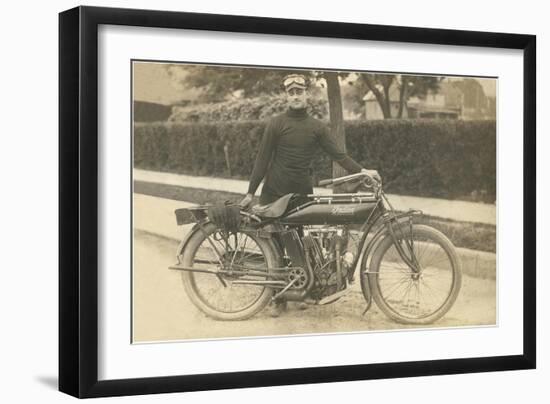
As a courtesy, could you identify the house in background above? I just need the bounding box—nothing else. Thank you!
[451,78,496,119]
[363,78,496,120]
[407,81,463,119]
[363,84,407,120]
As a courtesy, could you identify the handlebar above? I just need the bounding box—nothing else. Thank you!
[319,172,380,188]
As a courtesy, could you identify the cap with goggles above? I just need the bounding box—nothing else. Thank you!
[282,74,308,91]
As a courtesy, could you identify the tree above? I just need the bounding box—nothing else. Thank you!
[324,72,347,181]
[399,75,442,117]
[358,73,441,119]
[169,65,350,183]
[167,65,305,102]
[360,73,395,119]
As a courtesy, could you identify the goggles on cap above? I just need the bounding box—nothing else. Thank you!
[283,74,307,89]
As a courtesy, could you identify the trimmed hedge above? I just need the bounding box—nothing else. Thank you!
[134,119,496,202]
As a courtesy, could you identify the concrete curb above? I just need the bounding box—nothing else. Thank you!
[134,169,496,225]
[134,194,496,279]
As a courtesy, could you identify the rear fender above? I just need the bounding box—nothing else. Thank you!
[174,221,205,264]
[173,212,274,265]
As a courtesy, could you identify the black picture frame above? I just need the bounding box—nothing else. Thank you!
[59,5,536,398]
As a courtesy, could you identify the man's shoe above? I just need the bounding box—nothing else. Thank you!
[270,300,288,318]
[296,302,308,310]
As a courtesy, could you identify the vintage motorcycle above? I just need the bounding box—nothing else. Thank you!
[170,172,462,325]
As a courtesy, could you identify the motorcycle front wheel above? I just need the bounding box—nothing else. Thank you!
[180,222,280,321]
[364,224,462,325]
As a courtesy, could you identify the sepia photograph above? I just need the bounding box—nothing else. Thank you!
[131,60,497,343]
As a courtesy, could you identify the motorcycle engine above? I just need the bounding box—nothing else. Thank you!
[302,225,356,300]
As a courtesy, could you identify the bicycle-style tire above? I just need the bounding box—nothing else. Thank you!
[365,224,462,325]
[180,222,281,321]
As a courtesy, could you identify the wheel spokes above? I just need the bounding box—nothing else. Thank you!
[190,230,269,313]
[377,235,454,320]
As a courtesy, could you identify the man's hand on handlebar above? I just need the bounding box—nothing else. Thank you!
[318,170,382,189]
[239,193,254,208]
[361,169,382,184]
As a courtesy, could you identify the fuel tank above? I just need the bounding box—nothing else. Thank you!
[280,200,379,225]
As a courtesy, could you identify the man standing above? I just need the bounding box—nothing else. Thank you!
[240,73,379,317]
[240,73,379,207]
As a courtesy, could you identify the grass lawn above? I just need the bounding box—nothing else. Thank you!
[134,180,496,253]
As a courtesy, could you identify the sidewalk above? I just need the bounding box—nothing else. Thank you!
[134,169,496,225]
[133,193,496,279]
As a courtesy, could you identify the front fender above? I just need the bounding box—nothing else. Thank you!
[359,211,422,295]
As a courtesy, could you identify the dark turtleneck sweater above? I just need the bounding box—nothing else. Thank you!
[248,107,363,204]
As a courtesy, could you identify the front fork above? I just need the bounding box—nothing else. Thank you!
[387,214,422,274]
[357,209,423,314]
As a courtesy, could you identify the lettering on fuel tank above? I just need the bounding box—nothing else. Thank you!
[331,206,355,215]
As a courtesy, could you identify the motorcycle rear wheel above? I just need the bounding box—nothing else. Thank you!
[365,224,462,325]
[181,222,280,321]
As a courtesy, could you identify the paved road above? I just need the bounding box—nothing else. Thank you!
[134,168,496,225]
[132,231,496,343]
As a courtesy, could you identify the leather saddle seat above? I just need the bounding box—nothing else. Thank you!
[251,193,295,218]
